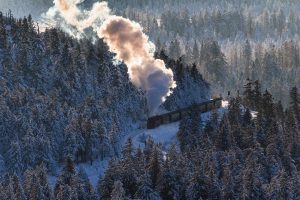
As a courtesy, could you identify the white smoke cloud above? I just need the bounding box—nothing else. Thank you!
[45,0,176,113]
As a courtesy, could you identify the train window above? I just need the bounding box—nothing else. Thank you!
[155,120,160,127]
[207,103,214,110]
[181,111,188,117]
[171,113,180,121]
[199,105,206,112]
[147,98,222,129]
[163,115,170,123]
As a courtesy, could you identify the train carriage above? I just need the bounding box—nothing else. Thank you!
[147,97,223,129]
[170,112,181,121]
[199,104,207,113]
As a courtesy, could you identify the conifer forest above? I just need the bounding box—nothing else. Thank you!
[0,0,299,199]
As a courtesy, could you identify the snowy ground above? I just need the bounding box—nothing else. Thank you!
[131,100,229,151]
[49,101,229,187]
[48,159,109,188]
[251,111,258,118]
[132,122,180,151]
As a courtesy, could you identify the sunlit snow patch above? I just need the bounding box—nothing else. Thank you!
[222,100,229,108]
[132,122,180,150]
[251,111,258,118]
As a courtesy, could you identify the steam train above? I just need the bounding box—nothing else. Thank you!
[147,97,223,129]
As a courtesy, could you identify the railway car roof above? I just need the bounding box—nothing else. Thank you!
[149,97,222,120]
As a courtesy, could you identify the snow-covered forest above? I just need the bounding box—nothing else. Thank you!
[106,0,300,106]
[0,0,299,199]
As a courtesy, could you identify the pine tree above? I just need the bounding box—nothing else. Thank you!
[243,169,266,200]
[122,137,134,160]
[243,40,252,79]
[135,173,162,200]
[111,181,126,200]
[36,164,52,200]
[262,90,275,121]
[56,185,73,200]
[168,39,181,59]
[216,115,234,151]
[22,128,36,169]
[109,121,121,157]
[201,40,227,84]
[204,109,219,142]
[148,146,162,188]
[243,79,253,108]
[6,141,23,174]
[155,38,162,53]
[0,183,8,200]
[0,12,7,50]
[99,160,121,200]
[243,108,252,126]
[49,29,60,56]
[64,117,85,161]
[78,167,95,200]
[10,174,26,200]
[192,40,200,64]
[228,97,242,126]
[54,157,80,200]
[177,107,202,151]
[253,80,262,111]
[289,86,300,122]
[24,170,44,200]
[0,154,5,174]
[157,157,180,200]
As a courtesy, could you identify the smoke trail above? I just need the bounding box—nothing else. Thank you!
[46,0,109,36]
[98,17,176,112]
[46,0,176,113]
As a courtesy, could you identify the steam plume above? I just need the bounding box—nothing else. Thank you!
[46,0,176,113]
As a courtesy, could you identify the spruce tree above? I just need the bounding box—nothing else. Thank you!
[111,181,126,200]
[243,79,253,108]
[148,146,162,188]
[289,86,300,122]
[135,173,162,200]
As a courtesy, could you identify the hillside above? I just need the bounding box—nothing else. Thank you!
[0,13,210,175]
[0,1,299,199]
[107,0,300,106]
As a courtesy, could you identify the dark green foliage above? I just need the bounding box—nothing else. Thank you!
[289,86,300,122]
[177,107,202,151]
[159,54,210,111]
[200,40,227,85]
[215,116,234,151]
[96,83,300,199]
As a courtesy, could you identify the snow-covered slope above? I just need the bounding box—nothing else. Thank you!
[49,100,229,187]
[132,100,229,150]
[132,122,180,150]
